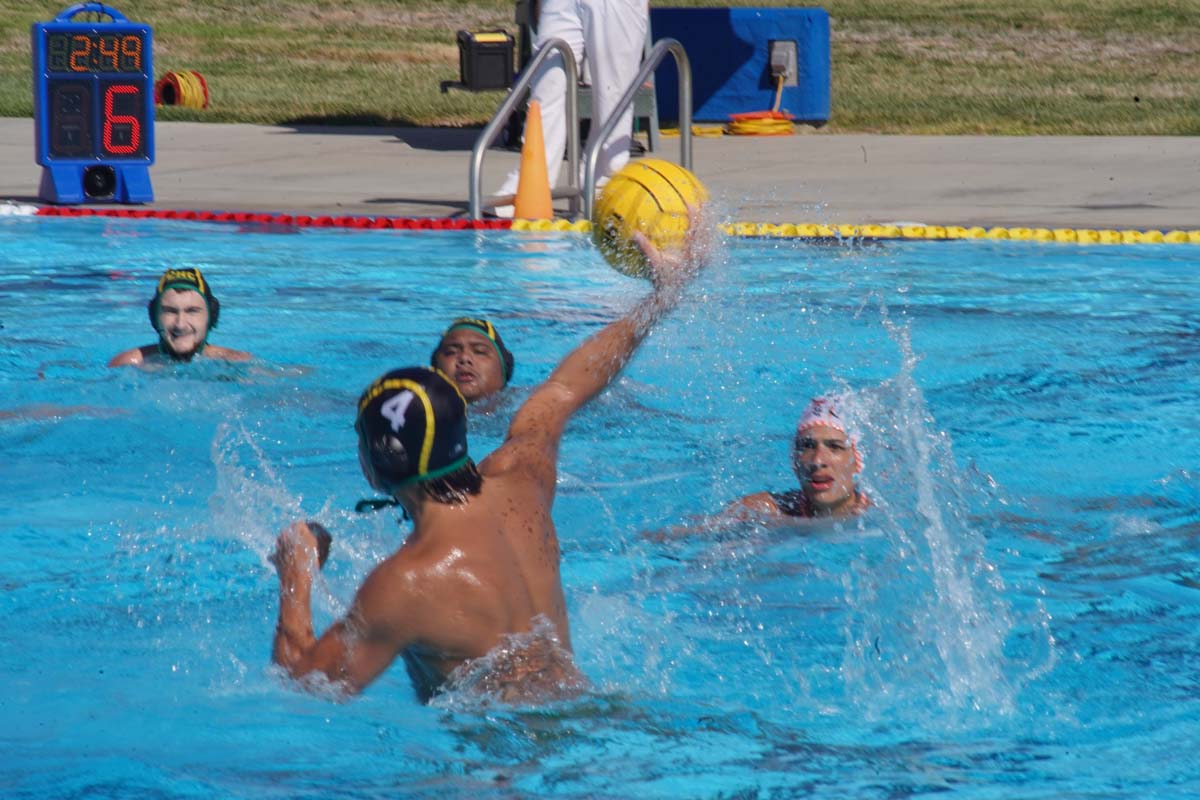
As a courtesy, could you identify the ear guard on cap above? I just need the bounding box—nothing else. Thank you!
[356,418,417,492]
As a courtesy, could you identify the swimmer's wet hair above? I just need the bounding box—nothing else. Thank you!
[418,459,483,504]
[355,458,481,514]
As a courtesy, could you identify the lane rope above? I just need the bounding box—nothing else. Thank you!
[26,207,1199,244]
[510,218,1200,244]
[32,206,512,229]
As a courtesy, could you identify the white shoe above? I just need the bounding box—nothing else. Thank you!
[492,204,515,219]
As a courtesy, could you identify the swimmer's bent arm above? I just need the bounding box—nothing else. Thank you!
[271,521,410,694]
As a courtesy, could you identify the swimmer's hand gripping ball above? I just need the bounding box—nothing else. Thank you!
[270,521,333,572]
[592,159,708,279]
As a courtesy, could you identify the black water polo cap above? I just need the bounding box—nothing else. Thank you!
[355,367,471,493]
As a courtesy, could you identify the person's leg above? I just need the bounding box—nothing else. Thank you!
[583,0,649,181]
[495,0,586,206]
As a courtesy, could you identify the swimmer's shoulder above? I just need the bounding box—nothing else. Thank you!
[768,490,812,517]
[364,526,513,647]
[478,432,555,488]
[353,544,443,629]
[735,491,787,517]
[107,344,157,367]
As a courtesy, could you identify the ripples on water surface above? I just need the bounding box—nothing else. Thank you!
[1,216,1198,798]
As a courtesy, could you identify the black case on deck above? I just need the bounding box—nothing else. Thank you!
[456,30,515,91]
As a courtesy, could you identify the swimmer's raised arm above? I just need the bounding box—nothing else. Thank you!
[502,215,710,466]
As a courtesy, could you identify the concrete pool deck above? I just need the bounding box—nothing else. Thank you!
[1,117,1198,230]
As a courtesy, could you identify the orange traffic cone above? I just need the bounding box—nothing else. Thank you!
[513,100,553,220]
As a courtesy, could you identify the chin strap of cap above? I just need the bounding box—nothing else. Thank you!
[354,496,410,521]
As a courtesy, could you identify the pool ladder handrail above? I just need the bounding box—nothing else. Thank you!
[583,38,693,220]
[469,38,580,221]
[470,37,694,221]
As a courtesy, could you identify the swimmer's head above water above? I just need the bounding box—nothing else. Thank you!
[108,267,250,367]
[430,317,514,403]
[355,366,482,507]
[146,267,220,361]
[792,396,866,517]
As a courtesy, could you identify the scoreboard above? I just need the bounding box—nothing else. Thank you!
[32,3,154,203]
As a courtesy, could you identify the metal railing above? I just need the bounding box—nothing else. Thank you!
[469,36,693,221]
[583,38,692,220]
[469,38,579,220]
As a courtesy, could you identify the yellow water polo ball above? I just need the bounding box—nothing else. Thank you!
[591,158,708,279]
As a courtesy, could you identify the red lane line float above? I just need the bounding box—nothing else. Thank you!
[32,205,514,230]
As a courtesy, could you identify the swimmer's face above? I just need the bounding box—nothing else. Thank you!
[433,328,505,403]
[793,423,859,516]
[155,288,209,358]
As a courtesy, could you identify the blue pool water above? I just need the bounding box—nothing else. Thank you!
[1,215,1198,798]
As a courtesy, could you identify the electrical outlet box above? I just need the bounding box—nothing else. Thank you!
[768,39,799,87]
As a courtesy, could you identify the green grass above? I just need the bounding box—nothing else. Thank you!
[5,0,1199,133]
[825,0,1200,133]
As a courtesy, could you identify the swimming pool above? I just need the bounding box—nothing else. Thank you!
[2,215,1198,798]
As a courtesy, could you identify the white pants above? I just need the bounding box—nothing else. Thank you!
[497,0,649,199]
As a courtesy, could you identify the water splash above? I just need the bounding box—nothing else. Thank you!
[837,308,1043,726]
[208,418,312,564]
[433,615,587,708]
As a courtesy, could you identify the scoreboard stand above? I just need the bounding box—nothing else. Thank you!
[32,3,154,204]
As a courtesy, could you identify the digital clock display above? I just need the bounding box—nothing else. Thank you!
[45,31,145,73]
[32,4,155,203]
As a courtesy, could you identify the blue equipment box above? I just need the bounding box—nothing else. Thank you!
[651,7,830,125]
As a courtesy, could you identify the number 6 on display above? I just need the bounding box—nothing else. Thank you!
[103,84,141,154]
